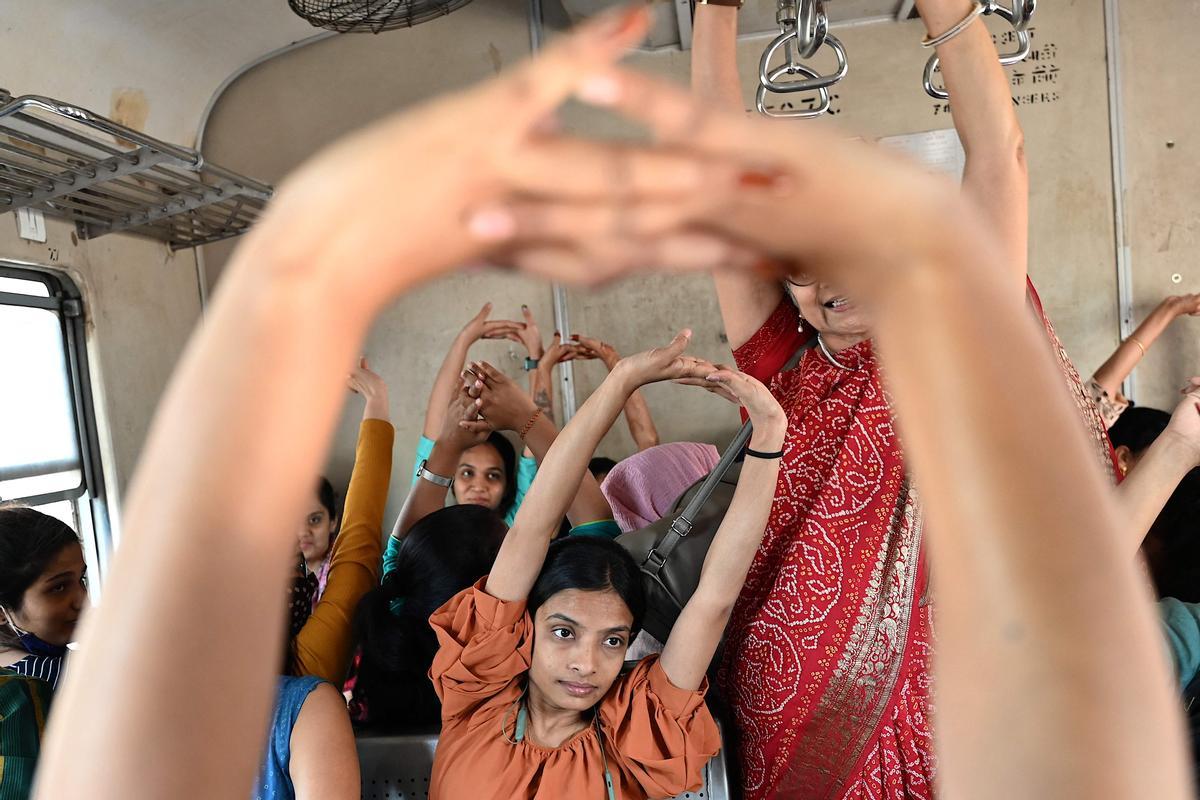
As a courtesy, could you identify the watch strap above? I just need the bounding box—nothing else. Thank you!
[696,0,744,7]
[417,459,453,488]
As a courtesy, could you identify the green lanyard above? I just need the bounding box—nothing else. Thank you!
[514,704,616,800]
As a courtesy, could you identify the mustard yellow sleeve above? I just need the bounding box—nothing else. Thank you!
[291,418,394,683]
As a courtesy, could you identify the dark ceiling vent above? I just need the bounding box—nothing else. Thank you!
[286,0,476,33]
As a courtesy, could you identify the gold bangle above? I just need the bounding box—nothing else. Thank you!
[519,408,543,440]
[1127,337,1147,358]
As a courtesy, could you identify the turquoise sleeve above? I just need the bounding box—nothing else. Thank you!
[504,454,539,527]
[390,436,436,577]
[568,519,622,540]
[382,533,404,578]
[1159,598,1200,687]
[410,435,435,489]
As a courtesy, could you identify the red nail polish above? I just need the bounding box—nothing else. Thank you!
[739,168,789,190]
[599,5,648,40]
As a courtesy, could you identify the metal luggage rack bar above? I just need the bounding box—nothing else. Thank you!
[0,88,273,251]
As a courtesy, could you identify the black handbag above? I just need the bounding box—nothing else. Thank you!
[616,422,752,644]
[616,343,809,645]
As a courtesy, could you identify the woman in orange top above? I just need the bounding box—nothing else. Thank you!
[428,331,788,800]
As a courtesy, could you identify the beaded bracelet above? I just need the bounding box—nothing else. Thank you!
[519,408,543,440]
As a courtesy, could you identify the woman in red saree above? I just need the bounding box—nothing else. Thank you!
[691,2,1116,797]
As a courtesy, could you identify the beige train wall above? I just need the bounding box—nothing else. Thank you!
[1119,1,1200,407]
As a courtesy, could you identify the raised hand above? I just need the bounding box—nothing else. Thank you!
[459,303,524,346]
[462,361,540,434]
[542,332,583,367]
[610,330,696,387]
[572,334,620,369]
[347,357,390,422]
[1165,294,1200,318]
[440,385,492,452]
[1164,378,1200,466]
[700,368,786,444]
[509,305,546,360]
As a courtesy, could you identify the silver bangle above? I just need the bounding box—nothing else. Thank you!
[921,1,988,49]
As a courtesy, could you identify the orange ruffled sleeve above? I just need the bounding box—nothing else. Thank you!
[600,656,721,798]
[429,578,532,722]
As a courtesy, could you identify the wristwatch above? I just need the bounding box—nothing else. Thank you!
[416,459,453,488]
[523,357,540,372]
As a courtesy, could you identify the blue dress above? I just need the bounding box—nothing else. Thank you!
[254,675,325,800]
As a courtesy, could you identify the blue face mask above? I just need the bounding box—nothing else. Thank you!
[16,630,67,658]
[2,608,68,658]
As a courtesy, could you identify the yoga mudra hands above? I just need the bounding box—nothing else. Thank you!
[625,343,785,436]
[247,5,759,307]
[571,335,620,369]
[461,362,539,434]
[610,330,699,386]
[542,332,584,366]
[251,3,960,311]
[468,68,959,303]
[440,386,492,451]
[458,303,525,348]
[697,369,785,431]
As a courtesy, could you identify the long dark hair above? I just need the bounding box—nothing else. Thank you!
[1109,407,1171,456]
[353,505,506,728]
[528,537,645,640]
[0,506,81,647]
[1144,467,1200,603]
[316,477,337,520]
[455,433,519,520]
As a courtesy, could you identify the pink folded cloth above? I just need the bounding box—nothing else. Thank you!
[602,442,721,533]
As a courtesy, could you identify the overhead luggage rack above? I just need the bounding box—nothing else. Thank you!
[0,89,273,251]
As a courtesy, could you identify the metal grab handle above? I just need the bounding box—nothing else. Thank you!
[1011,0,1036,31]
[792,0,828,60]
[922,0,1034,100]
[756,64,832,119]
[987,2,1033,62]
[760,32,848,95]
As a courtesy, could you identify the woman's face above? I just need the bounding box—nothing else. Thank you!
[528,589,633,713]
[297,495,337,565]
[455,444,507,511]
[5,543,87,647]
[786,276,872,350]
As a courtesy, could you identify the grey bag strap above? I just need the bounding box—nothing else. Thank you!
[641,339,813,575]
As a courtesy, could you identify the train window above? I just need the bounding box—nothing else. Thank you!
[0,263,111,597]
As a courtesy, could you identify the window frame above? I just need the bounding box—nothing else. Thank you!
[0,263,106,506]
[0,263,110,571]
